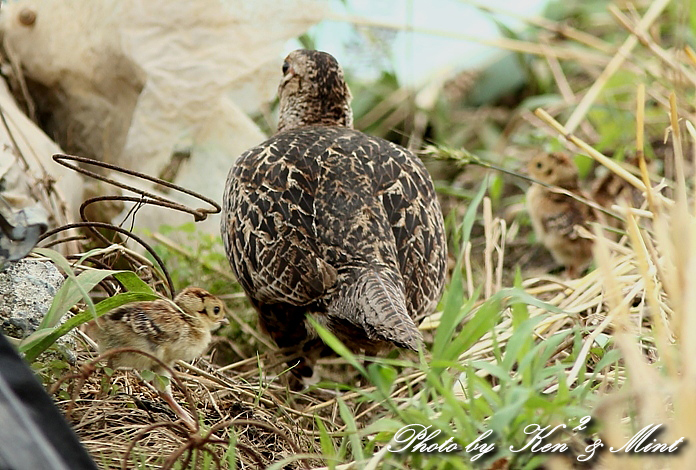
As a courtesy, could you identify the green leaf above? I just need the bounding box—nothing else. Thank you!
[443,293,502,361]
[18,328,57,350]
[471,360,513,384]
[337,398,365,462]
[433,180,488,361]
[32,247,75,277]
[141,370,155,382]
[510,269,529,329]
[502,317,542,371]
[32,247,104,325]
[488,387,533,434]
[496,287,563,315]
[460,178,488,248]
[488,173,504,205]
[361,418,406,436]
[518,331,570,375]
[367,363,397,396]
[574,154,594,179]
[426,374,472,436]
[436,289,479,362]
[315,417,336,468]
[518,93,564,110]
[40,269,121,329]
[154,374,170,390]
[113,271,156,294]
[226,430,238,469]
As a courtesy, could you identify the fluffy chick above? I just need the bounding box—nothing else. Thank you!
[526,152,596,278]
[88,287,227,429]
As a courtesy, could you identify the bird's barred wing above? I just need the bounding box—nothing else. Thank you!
[222,135,337,306]
[105,301,180,345]
[541,198,593,240]
[376,142,447,320]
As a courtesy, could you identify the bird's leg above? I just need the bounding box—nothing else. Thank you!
[257,303,323,389]
[158,382,197,431]
[131,369,198,430]
[147,371,198,431]
[282,339,323,391]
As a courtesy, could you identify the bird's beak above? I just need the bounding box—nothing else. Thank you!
[220,317,230,326]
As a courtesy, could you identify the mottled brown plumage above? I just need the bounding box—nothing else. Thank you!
[88,287,227,428]
[277,50,353,132]
[526,152,596,278]
[222,50,447,382]
[591,155,645,212]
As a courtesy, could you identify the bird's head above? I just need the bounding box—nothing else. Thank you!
[528,152,579,187]
[174,287,228,330]
[277,49,353,132]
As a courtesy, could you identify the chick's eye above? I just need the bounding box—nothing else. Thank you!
[282,61,290,75]
[213,306,221,314]
[536,162,543,169]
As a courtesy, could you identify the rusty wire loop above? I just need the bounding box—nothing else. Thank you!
[37,153,222,298]
[52,153,220,221]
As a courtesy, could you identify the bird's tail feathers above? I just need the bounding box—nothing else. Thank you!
[329,267,423,350]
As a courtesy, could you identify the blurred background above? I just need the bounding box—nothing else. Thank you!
[2,0,663,250]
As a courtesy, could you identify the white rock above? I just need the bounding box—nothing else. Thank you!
[0,259,64,340]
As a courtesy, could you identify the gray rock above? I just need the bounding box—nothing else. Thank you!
[0,259,65,340]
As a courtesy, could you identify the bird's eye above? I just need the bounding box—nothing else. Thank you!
[213,306,221,314]
[282,61,290,75]
[536,162,543,169]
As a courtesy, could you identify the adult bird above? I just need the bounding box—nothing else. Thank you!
[222,50,447,384]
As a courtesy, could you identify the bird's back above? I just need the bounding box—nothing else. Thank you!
[222,125,446,350]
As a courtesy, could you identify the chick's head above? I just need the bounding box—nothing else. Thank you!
[528,152,579,186]
[174,287,227,330]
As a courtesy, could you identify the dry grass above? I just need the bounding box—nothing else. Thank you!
[56,346,356,469]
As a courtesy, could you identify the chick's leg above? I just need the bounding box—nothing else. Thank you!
[158,384,197,431]
[148,370,197,431]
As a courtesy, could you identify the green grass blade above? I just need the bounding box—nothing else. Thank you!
[39,269,121,329]
[337,397,365,462]
[113,271,157,294]
[307,316,367,376]
[315,417,336,469]
[33,247,102,324]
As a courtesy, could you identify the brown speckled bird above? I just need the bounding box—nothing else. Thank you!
[88,287,227,428]
[526,152,596,278]
[591,155,645,212]
[221,50,447,383]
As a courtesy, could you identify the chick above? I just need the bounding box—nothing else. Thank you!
[87,287,227,429]
[526,152,596,278]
